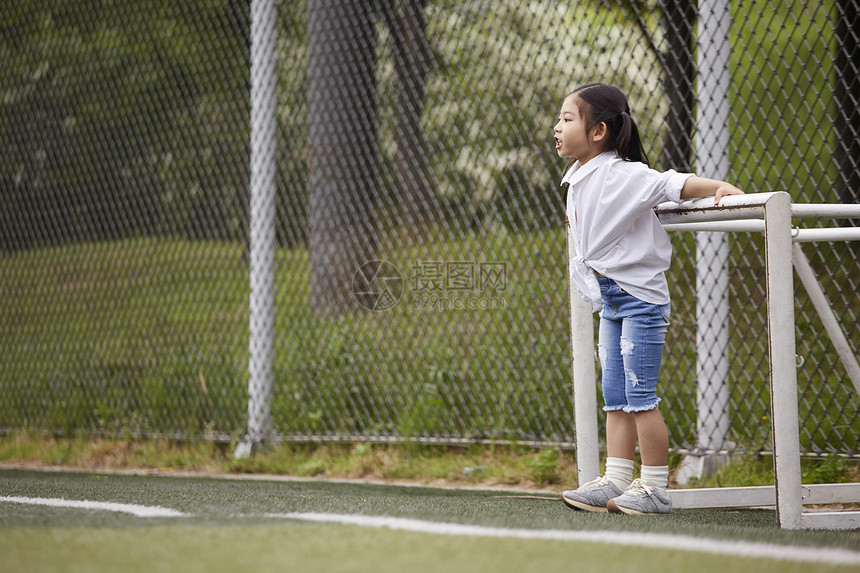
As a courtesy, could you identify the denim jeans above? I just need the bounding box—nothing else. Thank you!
[597,277,670,413]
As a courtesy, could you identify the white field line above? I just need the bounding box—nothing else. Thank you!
[272,512,860,567]
[0,496,186,518]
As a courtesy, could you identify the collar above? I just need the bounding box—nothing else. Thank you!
[560,151,618,188]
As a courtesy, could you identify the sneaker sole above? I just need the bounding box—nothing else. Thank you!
[561,494,608,513]
[606,499,669,515]
[606,499,634,514]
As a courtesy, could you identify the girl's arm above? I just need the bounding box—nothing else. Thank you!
[680,176,744,205]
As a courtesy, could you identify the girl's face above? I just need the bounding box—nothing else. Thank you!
[554,95,602,164]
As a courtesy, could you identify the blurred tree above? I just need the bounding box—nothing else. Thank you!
[307,0,379,315]
[306,0,436,314]
[659,0,695,172]
[381,0,438,240]
[625,0,695,171]
[0,0,249,252]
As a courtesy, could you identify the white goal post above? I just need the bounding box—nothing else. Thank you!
[567,191,860,530]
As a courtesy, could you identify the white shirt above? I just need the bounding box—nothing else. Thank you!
[563,151,693,312]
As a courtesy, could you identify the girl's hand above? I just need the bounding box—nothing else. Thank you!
[713,183,744,205]
[681,176,745,205]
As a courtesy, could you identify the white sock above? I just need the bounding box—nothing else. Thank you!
[604,457,634,490]
[640,465,669,489]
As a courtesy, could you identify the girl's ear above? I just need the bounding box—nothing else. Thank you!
[591,122,608,143]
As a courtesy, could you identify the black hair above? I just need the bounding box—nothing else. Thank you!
[569,82,650,166]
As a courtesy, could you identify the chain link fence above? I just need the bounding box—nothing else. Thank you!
[1,0,858,458]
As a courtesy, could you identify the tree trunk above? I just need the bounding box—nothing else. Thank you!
[660,0,696,172]
[307,0,379,315]
[383,0,437,240]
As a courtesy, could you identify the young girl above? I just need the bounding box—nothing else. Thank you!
[555,83,743,515]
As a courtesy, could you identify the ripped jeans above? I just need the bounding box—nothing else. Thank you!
[597,277,670,413]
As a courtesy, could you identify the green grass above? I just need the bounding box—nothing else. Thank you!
[730,1,838,202]
[2,525,856,573]
[0,239,249,437]
[1,432,858,494]
[0,233,858,456]
[0,432,579,489]
[0,233,577,442]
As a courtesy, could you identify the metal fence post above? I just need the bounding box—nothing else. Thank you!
[677,0,732,484]
[236,0,278,459]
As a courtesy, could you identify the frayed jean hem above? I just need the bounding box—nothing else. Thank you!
[622,398,661,413]
[603,399,662,413]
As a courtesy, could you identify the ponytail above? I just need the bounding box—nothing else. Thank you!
[570,83,650,166]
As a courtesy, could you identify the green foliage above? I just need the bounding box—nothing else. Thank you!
[802,455,857,485]
[0,1,250,250]
[1,0,847,253]
[688,454,860,490]
[418,1,668,232]
[686,455,777,489]
[527,448,561,485]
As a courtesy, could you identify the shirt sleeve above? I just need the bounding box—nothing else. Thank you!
[619,162,693,207]
[661,169,693,204]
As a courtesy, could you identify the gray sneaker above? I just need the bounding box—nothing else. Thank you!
[606,478,672,515]
[561,476,623,512]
